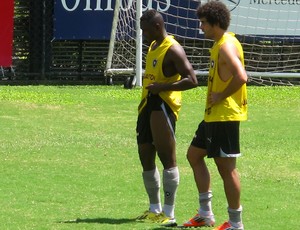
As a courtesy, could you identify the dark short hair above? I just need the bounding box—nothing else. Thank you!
[140,9,164,25]
[197,1,230,30]
[140,9,157,23]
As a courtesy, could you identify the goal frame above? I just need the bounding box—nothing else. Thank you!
[105,0,142,86]
[105,0,300,86]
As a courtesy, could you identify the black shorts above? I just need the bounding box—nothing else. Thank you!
[191,120,241,158]
[136,94,176,144]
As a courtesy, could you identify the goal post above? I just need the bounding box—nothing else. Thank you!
[105,0,300,86]
[105,0,141,86]
[135,0,143,87]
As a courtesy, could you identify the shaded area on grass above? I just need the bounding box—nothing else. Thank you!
[59,217,136,225]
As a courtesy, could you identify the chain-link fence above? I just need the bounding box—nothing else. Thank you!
[2,0,299,86]
[1,0,117,84]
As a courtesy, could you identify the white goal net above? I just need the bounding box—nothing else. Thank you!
[105,0,300,86]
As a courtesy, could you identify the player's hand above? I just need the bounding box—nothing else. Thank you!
[209,91,223,106]
[146,82,163,94]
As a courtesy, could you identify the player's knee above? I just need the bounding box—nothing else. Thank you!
[215,162,237,180]
[186,147,205,166]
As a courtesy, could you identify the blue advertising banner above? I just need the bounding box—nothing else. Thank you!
[53,0,200,40]
[54,0,300,40]
[54,0,115,40]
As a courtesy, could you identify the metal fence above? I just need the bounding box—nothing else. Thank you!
[1,0,116,85]
[2,0,299,85]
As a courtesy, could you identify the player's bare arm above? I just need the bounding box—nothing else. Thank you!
[146,44,198,94]
[209,42,247,105]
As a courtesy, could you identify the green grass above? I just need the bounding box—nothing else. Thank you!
[0,85,299,229]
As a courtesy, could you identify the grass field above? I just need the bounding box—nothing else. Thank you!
[0,85,299,230]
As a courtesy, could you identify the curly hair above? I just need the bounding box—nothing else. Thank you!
[196,1,230,30]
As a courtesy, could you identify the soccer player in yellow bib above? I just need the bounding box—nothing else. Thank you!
[135,9,198,227]
[182,2,247,230]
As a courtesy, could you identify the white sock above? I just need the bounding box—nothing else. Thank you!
[162,167,179,218]
[150,203,162,214]
[163,204,175,219]
[199,191,214,218]
[142,167,161,211]
[228,206,243,228]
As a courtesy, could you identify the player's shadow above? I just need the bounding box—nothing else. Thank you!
[59,217,135,225]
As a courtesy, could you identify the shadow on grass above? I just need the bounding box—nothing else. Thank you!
[58,218,179,229]
[59,217,135,225]
[151,228,178,230]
